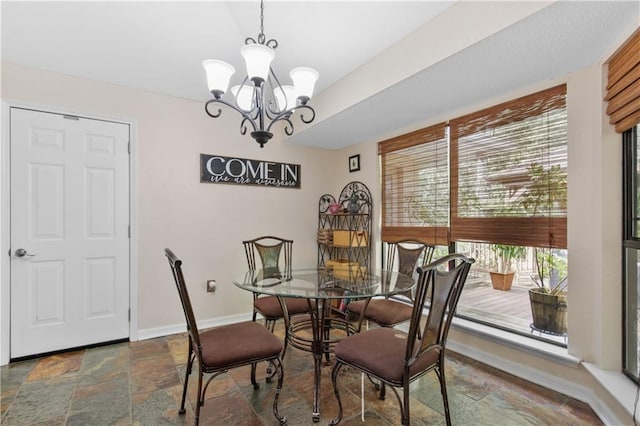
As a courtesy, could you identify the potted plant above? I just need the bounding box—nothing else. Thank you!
[520,162,568,335]
[528,249,568,334]
[489,244,526,291]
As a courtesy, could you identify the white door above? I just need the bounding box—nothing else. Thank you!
[10,107,130,358]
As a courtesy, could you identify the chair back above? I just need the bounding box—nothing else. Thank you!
[385,240,435,277]
[165,248,202,356]
[243,236,293,277]
[405,253,474,366]
[384,240,435,298]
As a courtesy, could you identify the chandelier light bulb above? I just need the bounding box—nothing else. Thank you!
[274,85,297,112]
[202,59,235,98]
[290,67,319,104]
[241,44,275,85]
[231,84,255,112]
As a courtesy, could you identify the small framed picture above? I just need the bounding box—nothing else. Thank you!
[349,154,360,173]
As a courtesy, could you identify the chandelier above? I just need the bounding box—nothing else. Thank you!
[202,0,319,148]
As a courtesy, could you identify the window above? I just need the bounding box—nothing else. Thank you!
[380,123,449,246]
[450,85,567,248]
[379,86,568,344]
[623,124,640,383]
[605,27,640,383]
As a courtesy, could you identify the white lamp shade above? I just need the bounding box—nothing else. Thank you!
[231,84,255,111]
[202,59,235,94]
[274,85,296,112]
[290,67,319,99]
[241,44,275,83]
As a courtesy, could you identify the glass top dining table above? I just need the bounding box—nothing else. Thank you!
[233,267,414,300]
[233,267,415,422]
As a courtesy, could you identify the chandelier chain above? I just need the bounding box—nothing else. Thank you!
[258,0,265,44]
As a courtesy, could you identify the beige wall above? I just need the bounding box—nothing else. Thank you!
[0,63,344,336]
[567,63,622,369]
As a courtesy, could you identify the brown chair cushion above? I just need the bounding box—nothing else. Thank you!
[347,299,413,327]
[254,296,313,319]
[200,321,283,370]
[333,327,439,384]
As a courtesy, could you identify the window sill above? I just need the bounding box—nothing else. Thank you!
[583,362,638,419]
[448,317,581,368]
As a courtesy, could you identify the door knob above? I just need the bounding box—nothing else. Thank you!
[14,248,35,258]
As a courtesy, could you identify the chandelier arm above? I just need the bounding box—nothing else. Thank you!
[294,104,316,124]
[204,98,258,133]
[266,104,316,133]
[203,99,223,118]
[269,67,284,89]
[266,110,294,131]
[265,105,281,120]
[281,118,294,136]
[265,39,278,49]
[266,115,295,136]
[255,86,266,132]
[239,117,251,135]
[245,36,278,50]
[265,68,286,117]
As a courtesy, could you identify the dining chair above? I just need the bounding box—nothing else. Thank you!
[347,240,435,332]
[243,236,312,346]
[165,248,287,426]
[329,253,474,426]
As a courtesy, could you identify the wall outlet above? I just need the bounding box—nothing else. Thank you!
[206,280,216,293]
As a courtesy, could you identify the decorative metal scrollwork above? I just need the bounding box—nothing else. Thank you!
[319,194,336,214]
[338,181,372,215]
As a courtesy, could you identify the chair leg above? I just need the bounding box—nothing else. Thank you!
[195,363,203,426]
[282,323,290,359]
[264,318,275,332]
[436,365,452,426]
[328,361,345,425]
[179,348,193,415]
[250,362,260,389]
[264,318,276,383]
[366,374,380,390]
[402,381,410,426]
[271,358,287,425]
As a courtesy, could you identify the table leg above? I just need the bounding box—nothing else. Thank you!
[310,297,323,422]
[323,302,332,362]
[286,297,343,422]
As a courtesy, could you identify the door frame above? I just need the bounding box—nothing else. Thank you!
[0,100,139,365]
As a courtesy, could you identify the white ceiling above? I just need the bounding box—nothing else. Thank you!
[2,1,639,150]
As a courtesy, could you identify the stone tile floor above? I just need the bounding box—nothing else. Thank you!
[1,325,603,425]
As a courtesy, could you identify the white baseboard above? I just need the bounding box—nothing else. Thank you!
[135,313,252,341]
[583,362,639,424]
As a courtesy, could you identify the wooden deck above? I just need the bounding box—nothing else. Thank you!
[455,271,567,345]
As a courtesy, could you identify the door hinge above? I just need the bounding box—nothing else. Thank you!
[128,225,131,238]
[128,309,131,321]
[127,141,131,154]
[63,114,80,120]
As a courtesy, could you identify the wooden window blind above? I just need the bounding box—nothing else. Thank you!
[605,27,640,133]
[379,123,450,246]
[450,85,567,248]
